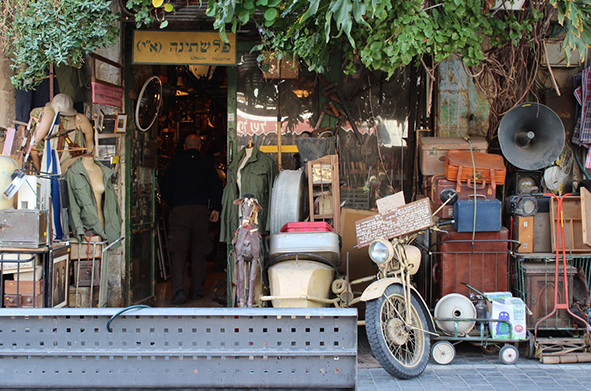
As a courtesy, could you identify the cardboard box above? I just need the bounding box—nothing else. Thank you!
[486,293,527,340]
[4,279,44,295]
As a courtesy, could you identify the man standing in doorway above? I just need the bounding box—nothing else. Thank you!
[161,134,222,305]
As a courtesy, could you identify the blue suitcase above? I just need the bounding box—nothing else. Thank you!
[453,198,502,232]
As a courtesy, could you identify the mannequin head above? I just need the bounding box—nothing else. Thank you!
[184,134,202,151]
[47,93,77,116]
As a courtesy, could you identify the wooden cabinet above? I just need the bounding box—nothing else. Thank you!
[520,262,576,330]
[307,155,341,233]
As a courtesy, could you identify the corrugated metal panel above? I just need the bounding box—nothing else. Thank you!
[0,307,357,389]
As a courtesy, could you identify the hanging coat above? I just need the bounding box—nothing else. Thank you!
[65,158,121,244]
[220,145,277,243]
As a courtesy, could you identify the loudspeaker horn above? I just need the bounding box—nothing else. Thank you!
[498,102,565,170]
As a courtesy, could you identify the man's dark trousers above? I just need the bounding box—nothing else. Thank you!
[168,204,211,297]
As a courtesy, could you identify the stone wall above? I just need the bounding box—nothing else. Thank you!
[0,53,15,129]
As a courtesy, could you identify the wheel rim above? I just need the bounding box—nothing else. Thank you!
[433,341,454,365]
[501,346,517,364]
[380,292,425,367]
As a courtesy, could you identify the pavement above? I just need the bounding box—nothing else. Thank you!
[357,342,591,391]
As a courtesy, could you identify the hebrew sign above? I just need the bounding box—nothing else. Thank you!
[355,198,433,248]
[133,31,236,65]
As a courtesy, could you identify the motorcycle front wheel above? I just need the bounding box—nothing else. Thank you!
[365,283,431,379]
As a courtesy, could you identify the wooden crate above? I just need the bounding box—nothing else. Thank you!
[550,193,591,253]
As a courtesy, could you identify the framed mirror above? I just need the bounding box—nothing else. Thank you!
[135,76,163,132]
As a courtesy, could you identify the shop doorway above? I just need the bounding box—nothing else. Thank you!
[131,64,229,308]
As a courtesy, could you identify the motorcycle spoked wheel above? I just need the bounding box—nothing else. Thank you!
[365,283,431,379]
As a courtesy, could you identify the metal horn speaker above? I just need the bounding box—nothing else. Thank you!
[498,102,565,170]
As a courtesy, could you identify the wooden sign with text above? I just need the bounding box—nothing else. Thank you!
[133,31,236,65]
[355,198,433,248]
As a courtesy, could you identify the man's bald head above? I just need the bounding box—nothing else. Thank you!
[184,134,202,150]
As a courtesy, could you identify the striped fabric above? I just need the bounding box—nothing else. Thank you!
[572,66,591,169]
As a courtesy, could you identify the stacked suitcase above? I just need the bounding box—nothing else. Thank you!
[420,136,509,300]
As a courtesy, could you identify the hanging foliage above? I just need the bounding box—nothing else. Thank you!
[204,0,589,78]
[0,0,119,90]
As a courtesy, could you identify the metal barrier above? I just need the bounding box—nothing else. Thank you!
[0,307,358,389]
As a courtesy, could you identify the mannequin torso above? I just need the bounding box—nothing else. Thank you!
[81,155,105,227]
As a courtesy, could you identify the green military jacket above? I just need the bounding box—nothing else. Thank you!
[65,158,121,244]
[220,145,277,243]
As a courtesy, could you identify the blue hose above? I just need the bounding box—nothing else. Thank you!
[106,304,152,332]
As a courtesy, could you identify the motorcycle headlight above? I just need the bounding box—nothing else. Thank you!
[368,238,394,265]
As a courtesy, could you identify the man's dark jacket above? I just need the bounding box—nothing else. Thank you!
[161,148,222,210]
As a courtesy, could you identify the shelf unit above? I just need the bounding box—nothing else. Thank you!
[307,155,340,234]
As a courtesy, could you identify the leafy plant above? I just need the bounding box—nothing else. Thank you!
[125,0,174,28]
[0,0,119,90]
[203,0,586,77]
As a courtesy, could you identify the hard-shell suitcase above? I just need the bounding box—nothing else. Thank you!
[453,197,502,232]
[427,175,493,219]
[444,151,506,195]
[419,136,488,175]
[436,227,509,298]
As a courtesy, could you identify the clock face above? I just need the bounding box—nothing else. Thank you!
[135,76,162,132]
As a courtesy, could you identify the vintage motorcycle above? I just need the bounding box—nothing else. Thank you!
[262,226,437,379]
[359,234,436,379]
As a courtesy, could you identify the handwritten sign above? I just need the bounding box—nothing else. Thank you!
[376,191,405,214]
[355,198,433,248]
[91,82,123,108]
[133,31,236,65]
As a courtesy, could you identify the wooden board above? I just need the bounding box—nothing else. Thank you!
[581,187,591,247]
[355,198,432,248]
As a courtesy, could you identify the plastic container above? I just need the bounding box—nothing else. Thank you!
[280,222,333,232]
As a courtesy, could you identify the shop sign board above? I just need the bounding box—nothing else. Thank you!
[355,198,433,248]
[91,81,123,108]
[133,31,236,65]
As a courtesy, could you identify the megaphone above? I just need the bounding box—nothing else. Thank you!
[498,102,565,170]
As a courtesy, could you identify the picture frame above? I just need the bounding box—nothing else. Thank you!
[115,113,127,133]
[96,109,105,133]
[51,253,69,308]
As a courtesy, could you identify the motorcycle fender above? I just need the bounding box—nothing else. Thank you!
[360,278,403,302]
[361,278,437,333]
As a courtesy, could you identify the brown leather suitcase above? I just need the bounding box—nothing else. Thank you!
[444,151,506,195]
[435,227,509,299]
[426,175,493,219]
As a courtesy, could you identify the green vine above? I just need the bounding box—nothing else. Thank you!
[0,0,119,90]
[203,0,587,77]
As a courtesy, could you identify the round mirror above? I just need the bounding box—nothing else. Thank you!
[135,76,163,132]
